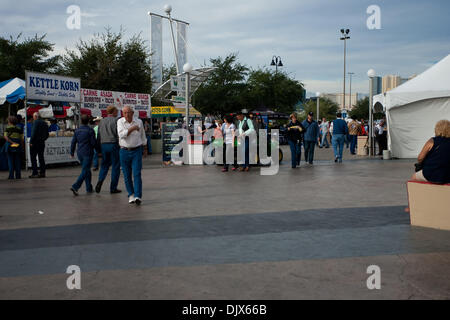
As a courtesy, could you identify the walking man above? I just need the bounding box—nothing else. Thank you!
[319,117,330,148]
[348,116,361,155]
[95,106,121,194]
[330,112,349,163]
[29,112,49,178]
[117,106,147,205]
[302,112,320,165]
[236,111,255,172]
[70,115,98,195]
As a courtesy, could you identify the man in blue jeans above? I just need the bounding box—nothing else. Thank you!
[117,106,147,205]
[95,106,121,194]
[70,114,98,195]
[331,112,349,163]
[302,112,320,165]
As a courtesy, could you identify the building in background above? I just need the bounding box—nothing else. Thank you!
[322,93,359,112]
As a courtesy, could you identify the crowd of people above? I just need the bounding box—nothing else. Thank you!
[2,107,449,205]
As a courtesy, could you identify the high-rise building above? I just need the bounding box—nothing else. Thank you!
[382,75,402,93]
[372,76,382,95]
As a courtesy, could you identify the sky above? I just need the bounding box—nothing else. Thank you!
[1,0,449,96]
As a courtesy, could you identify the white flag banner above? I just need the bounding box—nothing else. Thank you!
[151,15,163,91]
[177,22,187,71]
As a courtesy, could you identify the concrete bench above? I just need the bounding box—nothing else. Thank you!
[407,180,450,230]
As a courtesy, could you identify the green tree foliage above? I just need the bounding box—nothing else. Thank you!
[349,96,384,120]
[59,28,152,93]
[0,33,60,80]
[302,97,339,121]
[244,69,304,114]
[193,53,249,116]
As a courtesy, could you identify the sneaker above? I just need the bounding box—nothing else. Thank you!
[128,196,136,204]
[70,188,78,196]
[334,157,338,163]
[110,189,122,194]
[135,198,142,206]
[95,181,103,193]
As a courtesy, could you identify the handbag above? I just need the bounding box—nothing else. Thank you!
[414,162,423,172]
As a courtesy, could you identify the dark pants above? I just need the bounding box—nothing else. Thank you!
[30,143,45,176]
[304,140,316,164]
[288,139,301,168]
[349,135,358,154]
[72,154,93,192]
[98,143,121,192]
[7,151,21,179]
[240,137,250,168]
[120,147,143,199]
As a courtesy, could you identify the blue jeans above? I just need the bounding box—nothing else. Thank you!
[146,135,152,154]
[93,150,99,168]
[304,140,316,164]
[240,137,250,168]
[120,147,143,199]
[288,140,301,168]
[332,134,345,161]
[72,154,93,192]
[7,151,21,179]
[98,143,121,192]
[349,135,358,154]
[320,132,329,148]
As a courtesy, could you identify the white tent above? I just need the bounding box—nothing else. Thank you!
[373,54,450,158]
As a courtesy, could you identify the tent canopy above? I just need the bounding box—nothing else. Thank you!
[372,54,450,158]
[0,78,26,105]
[373,54,450,112]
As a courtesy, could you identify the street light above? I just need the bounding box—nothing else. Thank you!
[316,92,321,121]
[340,29,350,117]
[270,56,283,109]
[368,69,376,156]
[348,72,354,111]
[183,62,193,127]
[270,56,283,74]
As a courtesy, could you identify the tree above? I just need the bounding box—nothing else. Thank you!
[193,53,249,116]
[302,97,339,121]
[349,96,384,120]
[244,68,304,114]
[59,28,152,93]
[0,33,60,80]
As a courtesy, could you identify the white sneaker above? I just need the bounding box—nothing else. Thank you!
[135,197,142,206]
[128,195,136,204]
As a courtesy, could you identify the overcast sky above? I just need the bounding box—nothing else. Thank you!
[1,0,449,95]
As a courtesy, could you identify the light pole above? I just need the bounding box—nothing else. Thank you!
[183,62,193,128]
[316,92,321,121]
[270,56,283,109]
[368,69,376,157]
[348,72,354,111]
[340,29,350,116]
[270,56,283,74]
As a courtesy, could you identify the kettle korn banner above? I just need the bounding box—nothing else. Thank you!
[82,89,151,117]
[26,71,81,103]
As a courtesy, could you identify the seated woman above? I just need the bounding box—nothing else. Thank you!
[411,119,450,184]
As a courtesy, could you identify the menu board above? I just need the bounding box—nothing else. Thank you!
[162,122,183,162]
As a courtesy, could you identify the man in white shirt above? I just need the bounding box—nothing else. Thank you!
[117,106,147,205]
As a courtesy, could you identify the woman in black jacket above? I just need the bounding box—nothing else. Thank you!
[286,113,305,168]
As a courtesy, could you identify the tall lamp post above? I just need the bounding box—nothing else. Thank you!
[368,69,376,157]
[348,72,354,111]
[270,56,283,109]
[183,62,193,128]
[316,92,321,121]
[340,29,350,116]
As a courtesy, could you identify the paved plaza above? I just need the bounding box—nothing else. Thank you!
[1,146,449,299]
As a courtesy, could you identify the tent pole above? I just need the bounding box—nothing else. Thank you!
[24,99,28,172]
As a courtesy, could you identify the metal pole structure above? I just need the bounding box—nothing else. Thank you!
[348,72,354,111]
[316,92,320,121]
[368,69,375,157]
[165,6,180,74]
[340,29,350,117]
[24,98,28,171]
[185,71,190,127]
